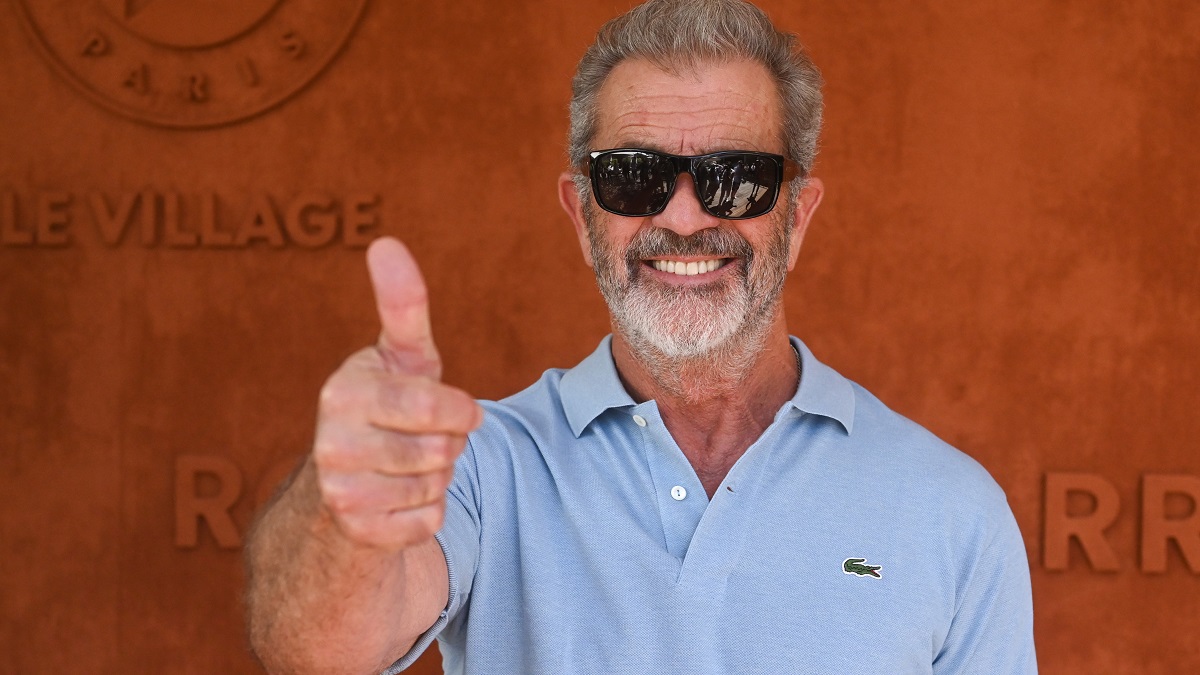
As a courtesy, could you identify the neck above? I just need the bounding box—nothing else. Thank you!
[611,311,799,496]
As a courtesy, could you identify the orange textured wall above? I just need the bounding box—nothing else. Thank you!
[1,1,1197,673]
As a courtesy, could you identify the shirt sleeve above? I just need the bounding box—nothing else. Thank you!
[382,437,483,674]
[933,503,1038,674]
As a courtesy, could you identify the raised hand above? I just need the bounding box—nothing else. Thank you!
[311,237,482,550]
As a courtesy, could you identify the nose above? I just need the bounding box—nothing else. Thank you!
[651,173,720,237]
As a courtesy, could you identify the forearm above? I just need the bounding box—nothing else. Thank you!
[245,238,474,673]
[245,460,448,675]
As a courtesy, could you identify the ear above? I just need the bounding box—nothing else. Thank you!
[784,176,824,271]
[558,171,595,268]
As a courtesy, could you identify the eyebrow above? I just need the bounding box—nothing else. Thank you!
[607,134,672,153]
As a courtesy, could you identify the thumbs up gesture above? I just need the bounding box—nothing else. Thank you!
[312,237,482,550]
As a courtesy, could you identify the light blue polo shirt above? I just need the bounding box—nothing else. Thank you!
[387,336,1036,674]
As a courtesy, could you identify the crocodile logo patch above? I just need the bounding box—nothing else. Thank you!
[843,557,883,579]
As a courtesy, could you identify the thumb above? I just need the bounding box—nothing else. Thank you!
[366,237,442,379]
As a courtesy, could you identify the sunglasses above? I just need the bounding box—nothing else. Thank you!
[586,148,799,220]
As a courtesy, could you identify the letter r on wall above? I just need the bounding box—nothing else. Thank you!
[1141,474,1200,574]
[174,455,243,549]
[1043,472,1121,571]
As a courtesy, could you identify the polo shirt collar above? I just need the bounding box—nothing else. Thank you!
[788,336,856,434]
[560,335,636,437]
[559,335,856,437]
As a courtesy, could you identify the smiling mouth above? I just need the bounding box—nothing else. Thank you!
[647,258,730,276]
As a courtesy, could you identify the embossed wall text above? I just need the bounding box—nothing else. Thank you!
[1043,472,1200,574]
[175,454,301,550]
[0,190,380,248]
[14,0,370,128]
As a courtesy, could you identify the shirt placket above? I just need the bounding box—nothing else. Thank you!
[629,402,710,563]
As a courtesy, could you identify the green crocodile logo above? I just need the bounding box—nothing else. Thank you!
[843,557,882,579]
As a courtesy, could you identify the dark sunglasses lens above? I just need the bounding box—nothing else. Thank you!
[593,151,674,216]
[694,154,780,218]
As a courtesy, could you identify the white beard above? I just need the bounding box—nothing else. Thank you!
[610,267,753,358]
[584,201,793,372]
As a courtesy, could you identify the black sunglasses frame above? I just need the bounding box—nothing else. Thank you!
[585,148,800,220]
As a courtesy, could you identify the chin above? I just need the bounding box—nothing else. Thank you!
[613,292,747,359]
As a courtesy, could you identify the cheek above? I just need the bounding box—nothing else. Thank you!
[737,219,780,254]
[746,217,794,273]
[591,216,640,259]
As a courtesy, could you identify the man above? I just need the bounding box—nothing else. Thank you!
[246,1,1037,673]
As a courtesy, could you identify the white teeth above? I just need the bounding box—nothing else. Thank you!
[650,259,726,276]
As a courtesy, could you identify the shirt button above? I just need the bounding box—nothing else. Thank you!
[632,414,647,427]
[671,485,687,501]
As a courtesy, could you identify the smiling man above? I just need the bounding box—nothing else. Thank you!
[245,2,1037,674]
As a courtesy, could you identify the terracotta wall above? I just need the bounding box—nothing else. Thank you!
[1,1,1197,673]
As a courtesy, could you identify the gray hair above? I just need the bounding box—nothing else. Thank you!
[567,0,823,178]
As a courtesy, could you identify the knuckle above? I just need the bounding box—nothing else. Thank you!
[423,471,451,503]
[393,503,443,540]
[420,503,446,535]
[446,389,482,431]
[466,401,484,430]
[311,435,342,465]
[419,434,459,468]
[397,475,430,507]
[375,378,476,434]
[320,485,347,515]
[388,471,448,510]
[314,434,367,475]
[318,377,361,418]
[318,477,357,515]
[320,358,381,417]
[318,379,345,413]
[400,502,444,538]
[337,514,375,543]
[449,386,475,409]
[313,429,372,473]
[402,385,440,429]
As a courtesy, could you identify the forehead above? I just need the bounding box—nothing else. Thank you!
[592,57,782,155]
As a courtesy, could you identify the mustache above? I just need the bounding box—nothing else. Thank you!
[624,227,754,263]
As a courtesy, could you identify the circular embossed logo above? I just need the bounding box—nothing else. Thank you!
[14,0,369,128]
